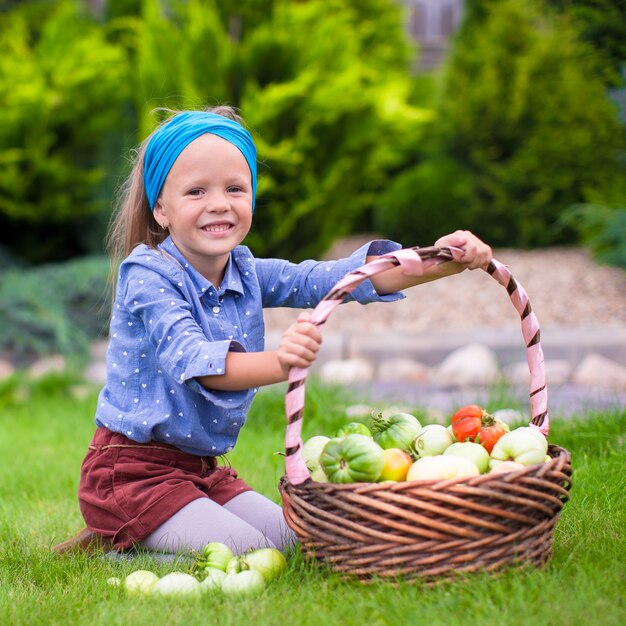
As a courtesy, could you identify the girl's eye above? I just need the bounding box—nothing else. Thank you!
[188,188,203,196]
[228,186,243,193]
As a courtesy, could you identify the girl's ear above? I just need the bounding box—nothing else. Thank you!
[153,201,169,230]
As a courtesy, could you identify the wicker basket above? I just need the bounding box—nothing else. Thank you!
[279,246,573,583]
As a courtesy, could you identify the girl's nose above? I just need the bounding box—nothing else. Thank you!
[206,192,230,212]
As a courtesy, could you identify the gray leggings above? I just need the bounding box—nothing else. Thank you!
[139,491,297,556]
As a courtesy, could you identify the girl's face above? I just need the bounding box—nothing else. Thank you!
[153,133,253,286]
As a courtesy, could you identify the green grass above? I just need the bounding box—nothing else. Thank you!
[0,373,624,626]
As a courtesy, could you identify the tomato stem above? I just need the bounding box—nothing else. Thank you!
[481,410,496,426]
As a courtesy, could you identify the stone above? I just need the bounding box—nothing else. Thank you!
[345,404,373,419]
[90,339,109,361]
[70,385,93,400]
[28,354,65,379]
[0,359,15,380]
[492,408,528,427]
[435,343,499,386]
[319,358,374,385]
[377,358,430,383]
[380,405,417,419]
[572,354,626,389]
[421,407,447,425]
[503,359,572,386]
[83,360,107,387]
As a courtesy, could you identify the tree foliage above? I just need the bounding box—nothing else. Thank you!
[0,255,110,363]
[129,0,426,260]
[0,1,130,261]
[375,0,626,248]
[0,0,625,266]
[547,0,626,85]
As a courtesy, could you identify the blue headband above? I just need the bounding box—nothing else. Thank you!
[143,111,257,212]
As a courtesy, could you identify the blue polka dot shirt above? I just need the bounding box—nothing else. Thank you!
[94,237,403,456]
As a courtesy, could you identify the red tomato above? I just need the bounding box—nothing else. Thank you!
[451,405,484,442]
[475,421,508,453]
[451,405,507,453]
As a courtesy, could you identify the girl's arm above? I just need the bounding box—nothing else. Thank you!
[197,313,322,391]
[368,230,493,295]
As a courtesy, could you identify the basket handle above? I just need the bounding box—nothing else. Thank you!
[284,246,549,485]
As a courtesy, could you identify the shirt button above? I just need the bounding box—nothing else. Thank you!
[212,306,220,314]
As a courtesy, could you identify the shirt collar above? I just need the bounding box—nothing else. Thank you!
[219,254,244,296]
[158,236,244,298]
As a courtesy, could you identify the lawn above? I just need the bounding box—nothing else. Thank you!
[0,373,624,626]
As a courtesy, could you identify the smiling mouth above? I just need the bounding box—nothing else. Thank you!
[201,223,233,233]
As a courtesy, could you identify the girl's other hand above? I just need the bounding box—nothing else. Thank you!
[277,312,323,374]
[435,230,492,270]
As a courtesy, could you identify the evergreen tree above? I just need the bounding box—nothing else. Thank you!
[375,0,625,248]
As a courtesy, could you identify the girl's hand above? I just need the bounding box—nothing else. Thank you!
[277,312,323,374]
[435,230,492,270]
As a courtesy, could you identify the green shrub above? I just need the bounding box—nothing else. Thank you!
[0,0,130,262]
[375,0,626,249]
[131,0,428,260]
[560,203,626,268]
[0,256,111,364]
[548,0,626,86]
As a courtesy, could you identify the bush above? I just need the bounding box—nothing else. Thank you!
[375,0,626,249]
[0,0,130,262]
[560,204,626,268]
[548,0,626,86]
[131,0,428,260]
[0,256,111,364]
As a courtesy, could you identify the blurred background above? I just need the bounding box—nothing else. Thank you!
[0,0,624,370]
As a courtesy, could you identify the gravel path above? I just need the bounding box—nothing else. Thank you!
[263,238,626,335]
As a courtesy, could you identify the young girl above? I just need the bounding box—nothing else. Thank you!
[56,106,491,558]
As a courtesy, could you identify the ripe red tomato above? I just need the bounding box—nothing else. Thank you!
[475,421,507,453]
[451,404,484,441]
[451,405,507,453]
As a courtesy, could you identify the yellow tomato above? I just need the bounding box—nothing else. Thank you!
[379,448,413,482]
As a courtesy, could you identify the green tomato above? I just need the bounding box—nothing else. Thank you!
[200,568,227,593]
[407,454,479,481]
[310,465,328,482]
[370,411,422,451]
[319,434,385,483]
[447,425,457,442]
[412,424,454,458]
[335,422,372,438]
[444,442,490,473]
[226,555,243,575]
[231,548,288,583]
[202,541,234,571]
[226,548,287,583]
[152,572,202,598]
[301,435,330,472]
[489,460,526,474]
[221,570,265,597]
[490,427,548,466]
[124,570,159,596]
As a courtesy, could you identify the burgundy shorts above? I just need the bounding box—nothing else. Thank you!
[78,427,252,550]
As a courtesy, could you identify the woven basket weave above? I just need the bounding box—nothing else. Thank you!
[279,246,572,583]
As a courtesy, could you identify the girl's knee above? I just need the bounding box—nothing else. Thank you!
[223,491,296,552]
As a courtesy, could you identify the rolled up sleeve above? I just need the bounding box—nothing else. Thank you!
[120,262,248,409]
[347,240,406,304]
[257,239,406,308]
